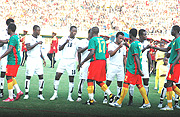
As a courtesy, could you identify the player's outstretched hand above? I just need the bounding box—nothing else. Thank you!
[77,62,84,72]
[43,60,46,67]
[38,41,43,44]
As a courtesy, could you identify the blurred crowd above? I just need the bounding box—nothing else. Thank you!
[0,0,179,36]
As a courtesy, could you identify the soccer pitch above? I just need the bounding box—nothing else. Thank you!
[0,61,180,117]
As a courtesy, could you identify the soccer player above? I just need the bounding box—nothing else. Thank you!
[0,23,23,102]
[150,25,180,110]
[112,28,151,109]
[76,29,92,102]
[23,25,46,100]
[154,43,165,91]
[0,18,16,98]
[128,29,153,106]
[78,27,116,105]
[103,32,126,104]
[50,26,79,102]
[47,32,58,68]
[20,30,28,66]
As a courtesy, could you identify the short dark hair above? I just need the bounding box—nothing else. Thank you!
[172,25,180,33]
[129,28,137,37]
[6,18,14,26]
[92,27,99,35]
[116,32,124,38]
[139,29,146,36]
[8,23,16,32]
[70,26,77,31]
[33,25,40,31]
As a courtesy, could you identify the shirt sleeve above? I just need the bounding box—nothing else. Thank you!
[107,43,113,52]
[131,43,139,55]
[88,38,95,50]
[175,39,180,51]
[9,36,16,47]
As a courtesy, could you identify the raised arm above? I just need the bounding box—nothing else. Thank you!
[26,41,42,51]
[109,43,123,57]
[59,39,69,51]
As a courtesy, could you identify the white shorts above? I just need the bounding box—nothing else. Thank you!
[141,61,149,79]
[106,64,124,81]
[26,57,43,76]
[79,62,90,80]
[56,59,76,76]
[0,57,7,72]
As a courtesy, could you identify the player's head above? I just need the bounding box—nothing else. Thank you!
[6,18,14,26]
[160,42,164,48]
[33,25,40,36]
[90,27,99,38]
[70,26,77,38]
[116,32,124,44]
[163,57,168,65]
[139,29,147,42]
[52,32,56,37]
[129,28,137,39]
[171,25,180,36]
[7,23,16,35]
[23,30,28,35]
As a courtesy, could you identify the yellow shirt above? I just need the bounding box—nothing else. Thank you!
[155,50,165,70]
[159,64,168,77]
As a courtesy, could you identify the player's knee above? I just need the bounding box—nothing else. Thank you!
[26,76,31,80]
[106,80,111,86]
[137,84,143,89]
[1,72,6,78]
[38,75,43,80]
[55,72,61,80]
[6,76,13,81]
[87,79,94,83]
[69,76,74,82]
[117,81,123,87]
[164,81,173,88]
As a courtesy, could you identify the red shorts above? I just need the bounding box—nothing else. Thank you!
[166,64,180,83]
[6,65,20,77]
[88,60,106,82]
[124,70,142,85]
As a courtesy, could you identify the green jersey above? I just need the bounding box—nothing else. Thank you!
[126,40,142,74]
[169,37,180,64]
[7,34,21,65]
[88,36,107,62]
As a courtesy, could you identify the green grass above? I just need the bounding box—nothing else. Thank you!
[0,61,180,117]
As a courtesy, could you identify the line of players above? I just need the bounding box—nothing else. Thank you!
[0,18,180,111]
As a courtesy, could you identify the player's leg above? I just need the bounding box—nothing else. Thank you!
[154,68,159,90]
[24,76,31,99]
[13,77,23,100]
[47,53,53,68]
[174,84,180,109]
[51,53,56,68]
[21,51,26,66]
[38,75,45,100]
[142,78,149,104]
[3,76,14,102]
[158,76,166,94]
[117,81,123,100]
[103,80,111,104]
[137,84,151,109]
[96,81,116,105]
[128,84,135,106]
[67,76,74,102]
[50,72,63,100]
[116,66,124,100]
[0,72,5,98]
[86,79,94,105]
[77,79,85,102]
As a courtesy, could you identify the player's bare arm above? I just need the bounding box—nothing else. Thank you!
[77,49,94,71]
[78,46,88,54]
[0,39,8,44]
[0,46,13,61]
[26,41,42,51]
[40,52,46,67]
[170,49,180,74]
[123,55,126,67]
[134,54,144,76]
[109,42,123,57]
[151,45,170,52]
[142,45,151,53]
[59,39,69,51]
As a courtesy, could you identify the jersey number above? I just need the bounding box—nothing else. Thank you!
[68,43,72,47]
[98,39,105,53]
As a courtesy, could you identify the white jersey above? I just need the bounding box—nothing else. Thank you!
[0,28,9,55]
[79,39,89,62]
[141,40,150,62]
[108,42,126,66]
[58,36,79,59]
[25,35,43,58]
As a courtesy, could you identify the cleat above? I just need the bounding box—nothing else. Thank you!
[86,99,94,105]
[67,96,74,102]
[160,105,173,111]
[0,93,4,98]
[15,91,23,100]
[103,98,108,104]
[3,97,14,102]
[158,103,163,108]
[76,97,82,102]
[109,94,116,106]
[154,87,157,90]
[23,95,29,100]
[50,93,58,101]
[174,104,180,109]
[111,102,122,107]
[93,98,96,102]
[13,94,16,98]
[139,103,151,109]
[38,95,45,100]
